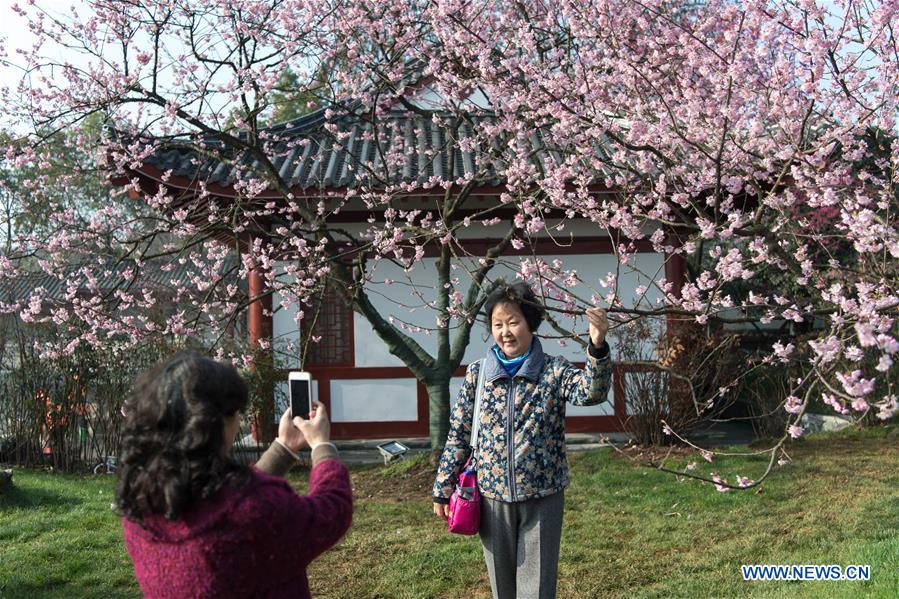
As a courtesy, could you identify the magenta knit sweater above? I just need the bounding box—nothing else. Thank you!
[122,459,352,598]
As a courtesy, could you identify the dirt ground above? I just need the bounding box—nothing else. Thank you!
[349,457,437,502]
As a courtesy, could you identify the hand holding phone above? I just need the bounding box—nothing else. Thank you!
[289,371,312,420]
[276,398,331,454]
[296,400,331,447]
[277,407,307,452]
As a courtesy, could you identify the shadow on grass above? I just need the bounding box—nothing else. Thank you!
[0,578,138,599]
[0,483,84,511]
[0,579,64,599]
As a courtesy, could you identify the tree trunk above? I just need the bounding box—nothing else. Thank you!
[248,348,276,444]
[253,390,275,443]
[426,380,451,451]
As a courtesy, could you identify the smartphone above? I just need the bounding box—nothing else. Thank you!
[288,371,312,419]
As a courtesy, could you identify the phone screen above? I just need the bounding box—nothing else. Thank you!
[290,379,311,419]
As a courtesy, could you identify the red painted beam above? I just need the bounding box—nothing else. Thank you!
[248,261,276,443]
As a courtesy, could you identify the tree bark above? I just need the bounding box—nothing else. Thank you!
[425,379,451,450]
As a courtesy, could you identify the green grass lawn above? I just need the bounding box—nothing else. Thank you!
[1,426,897,598]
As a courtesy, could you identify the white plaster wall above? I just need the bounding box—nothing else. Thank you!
[352,249,664,418]
[353,256,464,367]
[329,378,419,422]
[411,85,491,110]
[354,251,666,368]
[271,262,301,368]
[567,398,615,417]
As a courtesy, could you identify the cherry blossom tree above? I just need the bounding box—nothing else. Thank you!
[1,0,896,488]
[324,0,898,487]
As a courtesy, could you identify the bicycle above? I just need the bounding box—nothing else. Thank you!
[93,455,117,475]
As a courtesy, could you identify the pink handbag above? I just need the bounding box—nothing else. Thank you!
[448,459,480,535]
[448,359,487,535]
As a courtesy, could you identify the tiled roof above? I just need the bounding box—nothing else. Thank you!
[0,255,240,304]
[141,108,599,192]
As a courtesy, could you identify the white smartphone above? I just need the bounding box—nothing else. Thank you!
[288,371,312,419]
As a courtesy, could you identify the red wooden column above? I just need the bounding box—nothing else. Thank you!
[248,266,274,352]
[248,263,275,443]
[664,252,686,298]
[663,238,691,414]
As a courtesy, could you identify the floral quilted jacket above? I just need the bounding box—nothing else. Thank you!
[432,337,612,504]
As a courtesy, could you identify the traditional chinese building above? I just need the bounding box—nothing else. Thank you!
[118,83,686,441]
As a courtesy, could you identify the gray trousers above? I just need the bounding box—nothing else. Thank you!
[479,491,565,599]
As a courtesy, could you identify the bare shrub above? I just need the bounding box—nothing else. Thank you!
[0,322,174,471]
[611,317,741,445]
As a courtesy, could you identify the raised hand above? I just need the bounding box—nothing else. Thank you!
[586,307,609,347]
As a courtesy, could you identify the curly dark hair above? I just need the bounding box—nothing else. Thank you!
[116,351,252,523]
[483,281,545,333]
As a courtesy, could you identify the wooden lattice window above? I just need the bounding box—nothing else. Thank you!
[304,283,353,367]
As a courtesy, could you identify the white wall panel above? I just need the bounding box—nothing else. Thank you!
[271,262,300,367]
[329,378,418,422]
[355,250,666,368]
[567,401,615,417]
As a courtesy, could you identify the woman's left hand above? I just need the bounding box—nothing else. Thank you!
[586,307,609,347]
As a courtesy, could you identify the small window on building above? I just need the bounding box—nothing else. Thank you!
[303,282,353,367]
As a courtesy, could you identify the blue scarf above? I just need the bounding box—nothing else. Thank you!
[491,342,533,376]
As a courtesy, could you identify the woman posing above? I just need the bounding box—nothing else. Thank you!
[433,282,612,599]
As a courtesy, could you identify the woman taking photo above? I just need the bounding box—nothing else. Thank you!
[432,282,612,599]
[117,352,352,598]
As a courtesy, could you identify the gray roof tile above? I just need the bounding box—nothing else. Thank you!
[141,109,531,191]
[0,256,240,305]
